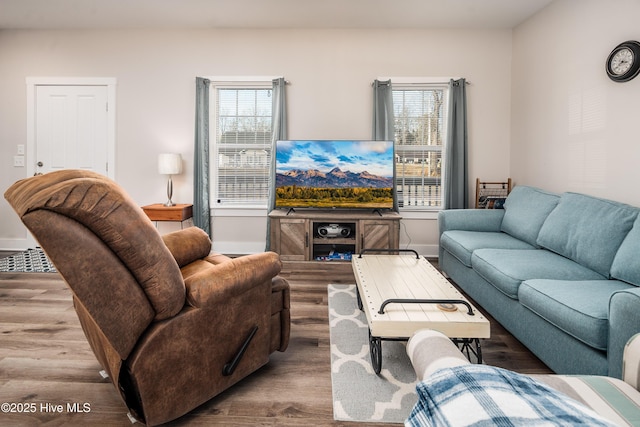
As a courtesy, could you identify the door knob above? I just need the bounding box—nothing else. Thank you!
[37,161,43,167]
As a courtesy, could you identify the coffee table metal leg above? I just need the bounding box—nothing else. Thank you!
[454,338,483,364]
[475,338,483,364]
[368,330,382,374]
[356,286,363,311]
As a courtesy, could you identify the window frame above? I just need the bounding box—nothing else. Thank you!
[390,78,450,212]
[209,77,277,210]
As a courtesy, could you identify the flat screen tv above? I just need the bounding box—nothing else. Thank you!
[275,140,395,210]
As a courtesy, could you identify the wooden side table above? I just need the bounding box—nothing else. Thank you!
[142,204,194,232]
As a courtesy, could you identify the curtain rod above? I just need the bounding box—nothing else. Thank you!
[201,76,290,84]
[372,80,471,86]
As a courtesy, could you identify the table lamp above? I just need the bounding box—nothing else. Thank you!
[158,153,182,206]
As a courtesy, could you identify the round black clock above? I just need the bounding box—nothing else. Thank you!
[606,40,640,82]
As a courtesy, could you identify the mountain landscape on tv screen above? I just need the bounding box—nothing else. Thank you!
[274,140,394,208]
[276,167,392,188]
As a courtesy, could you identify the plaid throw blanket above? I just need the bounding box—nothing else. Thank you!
[405,365,617,427]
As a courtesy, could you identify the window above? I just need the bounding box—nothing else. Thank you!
[393,83,448,209]
[211,80,273,208]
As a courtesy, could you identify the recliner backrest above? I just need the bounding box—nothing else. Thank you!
[4,170,187,358]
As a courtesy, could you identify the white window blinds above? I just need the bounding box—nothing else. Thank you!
[213,85,272,207]
[393,86,447,209]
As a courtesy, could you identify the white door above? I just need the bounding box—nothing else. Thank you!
[13,78,116,250]
[34,85,109,175]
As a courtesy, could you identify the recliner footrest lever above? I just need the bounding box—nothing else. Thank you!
[223,325,259,376]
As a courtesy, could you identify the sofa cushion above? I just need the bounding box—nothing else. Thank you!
[501,186,560,247]
[537,193,638,277]
[440,230,535,267]
[471,249,605,299]
[519,280,634,351]
[611,216,640,287]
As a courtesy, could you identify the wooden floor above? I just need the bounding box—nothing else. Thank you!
[0,265,552,426]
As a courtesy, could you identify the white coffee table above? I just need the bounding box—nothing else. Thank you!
[352,250,490,374]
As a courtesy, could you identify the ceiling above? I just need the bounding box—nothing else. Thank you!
[0,0,556,30]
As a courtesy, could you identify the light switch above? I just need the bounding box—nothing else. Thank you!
[13,156,25,167]
[17,144,25,155]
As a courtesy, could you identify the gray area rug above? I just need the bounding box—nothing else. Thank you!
[0,247,57,273]
[328,284,417,424]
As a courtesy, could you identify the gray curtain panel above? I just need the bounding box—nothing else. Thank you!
[372,79,398,212]
[444,78,468,210]
[194,77,211,236]
[372,79,394,141]
[265,77,288,250]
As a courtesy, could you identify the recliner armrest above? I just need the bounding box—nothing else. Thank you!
[185,251,282,308]
[162,227,212,267]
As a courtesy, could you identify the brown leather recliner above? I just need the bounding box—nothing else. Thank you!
[4,170,291,426]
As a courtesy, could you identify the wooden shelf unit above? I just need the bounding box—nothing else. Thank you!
[269,210,401,270]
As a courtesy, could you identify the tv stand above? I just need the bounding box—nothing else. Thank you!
[269,210,401,276]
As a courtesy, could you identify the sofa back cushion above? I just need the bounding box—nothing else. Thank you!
[500,186,560,246]
[611,216,640,286]
[537,193,638,277]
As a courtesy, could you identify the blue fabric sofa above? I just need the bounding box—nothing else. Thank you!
[439,186,640,378]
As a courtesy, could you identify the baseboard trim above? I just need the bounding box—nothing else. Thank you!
[0,238,30,252]
[401,243,439,259]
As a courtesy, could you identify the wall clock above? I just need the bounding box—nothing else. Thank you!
[606,40,640,82]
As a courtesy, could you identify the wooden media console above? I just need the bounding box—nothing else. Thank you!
[268,209,401,278]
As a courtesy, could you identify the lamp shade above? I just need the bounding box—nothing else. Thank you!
[158,153,182,175]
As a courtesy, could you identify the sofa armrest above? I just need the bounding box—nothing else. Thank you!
[185,251,282,308]
[438,209,505,236]
[407,329,470,381]
[609,288,640,379]
[623,333,640,390]
[438,209,506,261]
[162,227,212,267]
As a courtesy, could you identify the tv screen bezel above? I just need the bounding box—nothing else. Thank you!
[274,139,397,212]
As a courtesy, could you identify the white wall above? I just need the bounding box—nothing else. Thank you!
[0,28,513,254]
[511,0,640,206]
